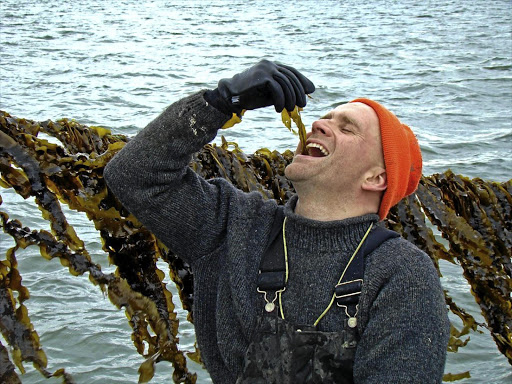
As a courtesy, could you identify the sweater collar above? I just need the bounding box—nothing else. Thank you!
[283,195,379,253]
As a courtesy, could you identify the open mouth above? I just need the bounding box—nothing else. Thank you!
[306,142,329,157]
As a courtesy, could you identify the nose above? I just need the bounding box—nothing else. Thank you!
[310,119,332,137]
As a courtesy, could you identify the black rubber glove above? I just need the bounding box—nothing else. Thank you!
[205,60,315,115]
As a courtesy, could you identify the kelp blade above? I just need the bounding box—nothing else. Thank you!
[281,107,308,155]
[1,111,511,383]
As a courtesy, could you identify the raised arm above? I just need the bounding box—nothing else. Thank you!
[104,60,315,261]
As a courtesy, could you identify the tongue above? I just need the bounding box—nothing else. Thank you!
[308,147,326,157]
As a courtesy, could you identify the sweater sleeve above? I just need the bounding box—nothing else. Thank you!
[104,90,239,261]
[354,239,450,384]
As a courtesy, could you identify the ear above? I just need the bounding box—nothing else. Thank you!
[362,167,387,192]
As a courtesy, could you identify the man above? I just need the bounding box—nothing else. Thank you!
[104,60,450,383]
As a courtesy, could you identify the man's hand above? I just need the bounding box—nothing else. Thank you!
[205,60,315,115]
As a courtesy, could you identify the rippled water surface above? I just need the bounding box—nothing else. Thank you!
[1,0,511,383]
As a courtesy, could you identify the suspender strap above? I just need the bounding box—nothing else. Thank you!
[257,212,400,308]
[257,207,286,291]
[335,226,399,306]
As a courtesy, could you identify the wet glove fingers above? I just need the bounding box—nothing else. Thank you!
[279,63,315,103]
[272,71,297,112]
[214,60,315,114]
[277,66,308,109]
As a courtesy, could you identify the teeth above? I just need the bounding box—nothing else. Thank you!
[306,143,329,156]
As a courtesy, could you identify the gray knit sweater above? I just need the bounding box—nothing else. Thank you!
[104,91,450,384]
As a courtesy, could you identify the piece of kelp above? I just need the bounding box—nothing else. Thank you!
[0,113,195,383]
[281,106,308,155]
[0,111,511,382]
[417,173,512,363]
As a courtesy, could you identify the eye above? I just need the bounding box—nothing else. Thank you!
[339,125,352,133]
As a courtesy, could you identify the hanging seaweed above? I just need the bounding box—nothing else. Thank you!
[0,111,511,383]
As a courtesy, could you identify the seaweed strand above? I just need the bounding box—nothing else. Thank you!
[1,111,511,382]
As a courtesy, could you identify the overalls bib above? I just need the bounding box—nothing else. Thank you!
[236,209,398,384]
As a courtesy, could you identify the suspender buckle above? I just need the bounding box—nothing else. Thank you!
[335,279,362,328]
[257,270,287,313]
[335,279,363,306]
[256,288,286,313]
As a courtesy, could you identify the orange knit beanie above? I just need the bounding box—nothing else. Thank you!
[351,98,423,220]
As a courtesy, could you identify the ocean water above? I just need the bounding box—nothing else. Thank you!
[0,0,511,383]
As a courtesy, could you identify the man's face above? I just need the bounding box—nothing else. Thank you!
[285,102,384,192]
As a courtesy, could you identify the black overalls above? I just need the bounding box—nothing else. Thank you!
[236,208,398,384]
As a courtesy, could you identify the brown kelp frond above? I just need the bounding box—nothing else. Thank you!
[1,112,195,383]
[1,110,511,382]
